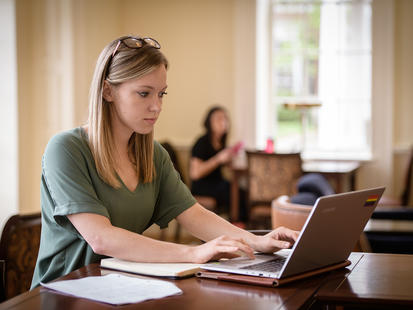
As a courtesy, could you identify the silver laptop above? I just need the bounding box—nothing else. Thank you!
[202,187,385,279]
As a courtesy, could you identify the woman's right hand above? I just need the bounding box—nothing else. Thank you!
[190,235,255,264]
[215,148,234,165]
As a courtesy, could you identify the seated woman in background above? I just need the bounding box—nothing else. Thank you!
[190,106,247,222]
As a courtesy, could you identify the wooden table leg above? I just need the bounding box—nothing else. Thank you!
[230,169,240,222]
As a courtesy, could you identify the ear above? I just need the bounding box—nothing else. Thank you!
[102,81,114,102]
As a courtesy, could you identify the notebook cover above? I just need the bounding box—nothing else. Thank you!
[100,258,201,278]
[196,260,351,287]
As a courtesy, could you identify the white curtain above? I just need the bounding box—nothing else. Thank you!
[317,0,371,157]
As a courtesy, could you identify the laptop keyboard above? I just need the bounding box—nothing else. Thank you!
[240,256,287,272]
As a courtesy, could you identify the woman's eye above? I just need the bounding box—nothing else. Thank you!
[138,92,149,98]
[159,91,168,98]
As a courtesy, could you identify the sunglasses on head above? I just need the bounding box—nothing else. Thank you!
[112,36,161,57]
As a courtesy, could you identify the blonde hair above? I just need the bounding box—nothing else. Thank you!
[88,35,168,188]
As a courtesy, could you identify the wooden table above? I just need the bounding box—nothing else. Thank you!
[313,253,413,309]
[2,253,413,309]
[363,206,413,255]
[365,219,413,234]
[0,264,331,310]
[302,160,360,193]
[229,166,247,222]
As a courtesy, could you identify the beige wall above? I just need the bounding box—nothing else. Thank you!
[72,0,123,126]
[392,0,413,198]
[71,0,238,146]
[16,0,246,213]
[17,0,49,214]
[14,0,413,214]
[394,0,413,148]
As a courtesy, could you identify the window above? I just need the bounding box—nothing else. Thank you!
[268,0,372,159]
[0,0,18,228]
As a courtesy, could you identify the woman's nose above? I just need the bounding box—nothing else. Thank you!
[149,97,162,112]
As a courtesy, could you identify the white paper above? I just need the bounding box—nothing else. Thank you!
[41,273,182,305]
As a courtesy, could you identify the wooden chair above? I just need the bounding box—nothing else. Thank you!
[246,151,302,229]
[160,141,217,210]
[366,146,413,254]
[0,213,41,301]
[160,141,216,242]
[401,147,413,207]
[379,146,413,207]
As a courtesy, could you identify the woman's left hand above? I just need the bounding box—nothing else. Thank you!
[251,227,300,253]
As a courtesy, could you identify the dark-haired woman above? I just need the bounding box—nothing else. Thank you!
[190,106,247,221]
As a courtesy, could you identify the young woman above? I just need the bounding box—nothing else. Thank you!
[31,35,298,288]
[190,106,247,220]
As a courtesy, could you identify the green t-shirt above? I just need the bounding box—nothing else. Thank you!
[31,128,196,288]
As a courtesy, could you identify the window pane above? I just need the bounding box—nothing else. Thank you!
[273,3,320,98]
[271,0,372,158]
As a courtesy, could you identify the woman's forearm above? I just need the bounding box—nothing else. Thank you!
[189,157,220,180]
[177,204,258,246]
[68,213,197,263]
[177,205,296,255]
[98,226,198,262]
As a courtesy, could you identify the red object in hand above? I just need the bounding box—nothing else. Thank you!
[232,141,244,154]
